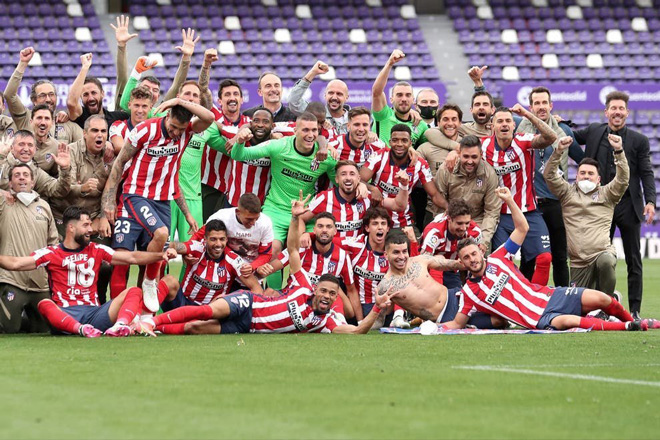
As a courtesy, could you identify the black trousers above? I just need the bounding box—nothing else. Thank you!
[538,198,569,286]
[610,197,643,314]
[201,183,227,223]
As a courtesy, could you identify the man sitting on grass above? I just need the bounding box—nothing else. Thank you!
[0,206,176,337]
[443,187,659,332]
[140,191,393,335]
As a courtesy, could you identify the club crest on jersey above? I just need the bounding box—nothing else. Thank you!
[6,292,14,301]
[486,264,498,275]
[327,261,337,273]
[147,217,157,226]
[54,125,64,139]
[310,315,323,326]
[35,206,44,215]
[356,201,365,214]
[378,256,387,267]
[45,153,53,163]
[506,150,517,160]
[364,149,372,161]
[310,159,320,171]
[592,192,599,201]
[476,178,483,187]
[6,128,14,137]
[217,265,226,277]
[115,233,124,243]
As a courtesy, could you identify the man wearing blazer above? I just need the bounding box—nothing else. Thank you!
[573,91,656,318]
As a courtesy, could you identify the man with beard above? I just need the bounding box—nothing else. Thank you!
[573,91,656,318]
[243,72,296,122]
[0,206,177,337]
[361,124,445,229]
[330,107,386,168]
[301,160,409,240]
[109,87,153,154]
[139,195,390,335]
[0,91,17,138]
[517,86,584,287]
[289,60,351,134]
[417,104,463,190]
[4,47,83,144]
[444,187,651,332]
[29,105,60,177]
[226,109,275,207]
[201,79,251,220]
[377,229,504,329]
[484,105,557,286]
[435,135,500,250]
[415,88,440,128]
[263,212,358,319]
[0,130,72,199]
[66,53,129,128]
[371,49,428,146]
[0,163,58,333]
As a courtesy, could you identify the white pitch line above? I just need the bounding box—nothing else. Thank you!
[459,363,660,368]
[453,365,660,388]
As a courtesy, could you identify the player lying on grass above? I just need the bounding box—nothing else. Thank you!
[132,219,265,335]
[141,191,394,335]
[443,187,657,332]
[0,206,176,337]
[377,229,507,330]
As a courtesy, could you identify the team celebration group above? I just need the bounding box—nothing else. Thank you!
[0,16,658,338]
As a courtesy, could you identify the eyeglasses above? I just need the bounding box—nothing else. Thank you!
[36,93,56,100]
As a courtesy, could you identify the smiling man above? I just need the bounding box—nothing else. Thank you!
[243,72,296,122]
[29,105,60,177]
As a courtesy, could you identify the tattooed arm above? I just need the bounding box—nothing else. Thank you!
[174,193,199,234]
[419,254,465,272]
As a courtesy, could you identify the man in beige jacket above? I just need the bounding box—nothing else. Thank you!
[543,134,629,297]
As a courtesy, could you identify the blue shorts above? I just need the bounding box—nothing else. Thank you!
[492,211,550,261]
[438,288,496,329]
[536,286,585,330]
[442,271,462,290]
[112,195,171,250]
[58,301,114,333]
[161,288,196,312]
[219,290,254,334]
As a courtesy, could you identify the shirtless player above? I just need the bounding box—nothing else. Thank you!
[377,229,505,329]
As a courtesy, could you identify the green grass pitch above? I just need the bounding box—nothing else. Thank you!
[1,261,659,439]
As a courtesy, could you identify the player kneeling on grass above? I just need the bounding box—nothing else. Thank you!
[144,191,393,335]
[133,219,264,335]
[443,187,658,332]
[0,206,176,337]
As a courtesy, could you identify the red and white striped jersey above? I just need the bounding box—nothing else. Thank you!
[330,134,386,168]
[364,150,433,227]
[109,119,134,141]
[226,138,272,206]
[180,240,244,305]
[32,243,115,307]
[278,241,354,288]
[421,214,483,259]
[272,121,338,144]
[121,117,194,200]
[250,271,343,333]
[201,111,250,193]
[459,242,554,328]
[340,235,388,304]
[481,133,537,213]
[308,187,373,239]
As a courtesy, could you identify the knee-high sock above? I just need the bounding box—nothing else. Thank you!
[145,261,162,281]
[579,317,627,331]
[157,279,170,303]
[115,287,143,325]
[156,323,186,334]
[110,264,130,299]
[531,252,552,286]
[153,305,213,326]
[602,298,634,322]
[37,301,81,334]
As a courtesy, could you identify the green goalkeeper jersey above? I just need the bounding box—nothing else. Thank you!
[179,124,226,201]
[230,136,337,212]
[372,106,428,146]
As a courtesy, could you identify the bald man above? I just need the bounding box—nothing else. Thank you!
[289,61,350,134]
[415,88,440,128]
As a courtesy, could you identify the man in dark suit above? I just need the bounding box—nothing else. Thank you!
[573,91,656,317]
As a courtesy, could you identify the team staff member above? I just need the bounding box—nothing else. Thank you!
[435,135,500,251]
[289,60,351,134]
[573,91,656,318]
[243,72,296,122]
[28,105,60,177]
[371,49,428,146]
[415,88,440,128]
[4,47,83,144]
[544,134,628,297]
[0,164,59,333]
[0,91,17,137]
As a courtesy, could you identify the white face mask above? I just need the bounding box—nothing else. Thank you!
[577,179,597,194]
[16,191,37,206]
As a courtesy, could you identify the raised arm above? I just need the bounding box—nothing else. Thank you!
[543,136,573,200]
[497,186,528,246]
[111,15,138,108]
[0,255,37,271]
[67,53,93,121]
[421,254,464,272]
[154,97,214,133]
[371,49,405,113]
[230,128,274,161]
[198,49,218,110]
[162,28,199,102]
[601,134,630,204]
[510,104,557,149]
[287,190,311,275]
[289,60,328,115]
[4,47,34,119]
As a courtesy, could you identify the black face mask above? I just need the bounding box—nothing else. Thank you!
[418,105,437,120]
